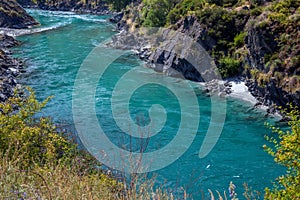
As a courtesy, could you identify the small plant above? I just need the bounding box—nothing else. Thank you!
[218,56,241,78]
[229,181,238,200]
[234,32,246,48]
[243,183,260,200]
[209,181,239,200]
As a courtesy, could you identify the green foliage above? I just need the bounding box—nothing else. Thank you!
[267,0,300,20]
[250,6,262,16]
[0,88,123,198]
[263,107,300,199]
[250,68,260,79]
[206,0,238,7]
[105,0,131,11]
[141,0,178,27]
[166,0,205,25]
[218,56,241,78]
[249,0,263,7]
[195,7,242,51]
[233,32,246,48]
[0,88,185,199]
[0,88,76,168]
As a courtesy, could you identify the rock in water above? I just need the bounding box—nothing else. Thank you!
[0,0,39,29]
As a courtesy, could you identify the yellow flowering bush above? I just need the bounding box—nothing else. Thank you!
[0,88,76,167]
[264,106,300,199]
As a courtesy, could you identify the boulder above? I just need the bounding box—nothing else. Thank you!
[0,0,39,29]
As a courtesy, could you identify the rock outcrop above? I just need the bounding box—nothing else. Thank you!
[112,2,300,111]
[246,79,300,112]
[0,34,24,102]
[145,16,217,82]
[111,16,218,82]
[0,0,39,29]
[244,17,300,111]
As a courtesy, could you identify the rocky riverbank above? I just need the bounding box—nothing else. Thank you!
[0,34,24,102]
[109,1,300,113]
[0,0,39,29]
[17,0,113,15]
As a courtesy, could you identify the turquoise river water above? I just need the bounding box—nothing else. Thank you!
[13,9,284,199]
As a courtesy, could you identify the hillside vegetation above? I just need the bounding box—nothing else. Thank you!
[0,88,178,199]
[111,0,299,109]
[140,0,299,88]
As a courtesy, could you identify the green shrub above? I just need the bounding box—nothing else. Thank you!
[264,107,300,199]
[250,7,262,16]
[166,0,205,25]
[206,0,238,7]
[218,56,241,78]
[0,88,77,168]
[106,0,132,11]
[0,88,185,199]
[141,0,178,27]
[234,32,246,48]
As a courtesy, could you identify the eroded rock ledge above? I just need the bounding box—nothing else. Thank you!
[0,0,39,29]
[0,34,24,102]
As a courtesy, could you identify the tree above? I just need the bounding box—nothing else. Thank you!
[264,106,300,199]
[105,0,132,11]
[142,0,178,27]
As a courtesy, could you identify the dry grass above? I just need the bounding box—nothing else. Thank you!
[0,148,119,200]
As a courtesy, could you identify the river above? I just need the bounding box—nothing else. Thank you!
[13,9,284,199]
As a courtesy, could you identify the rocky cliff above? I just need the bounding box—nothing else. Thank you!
[244,17,300,110]
[0,34,24,102]
[112,1,300,111]
[0,0,39,29]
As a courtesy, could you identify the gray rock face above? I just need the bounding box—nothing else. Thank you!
[145,16,217,82]
[110,16,218,82]
[0,34,23,102]
[246,79,300,113]
[0,0,39,29]
[245,19,276,72]
[109,12,124,23]
[111,14,299,111]
[244,20,300,111]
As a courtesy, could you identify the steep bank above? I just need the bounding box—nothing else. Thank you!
[111,0,300,111]
[0,0,39,28]
[0,34,23,102]
[0,0,39,102]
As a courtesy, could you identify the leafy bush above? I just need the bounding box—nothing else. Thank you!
[264,107,300,199]
[141,0,178,27]
[234,31,246,48]
[105,0,132,11]
[166,0,205,25]
[218,56,241,78]
[206,0,238,7]
[0,88,76,167]
[0,88,124,198]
